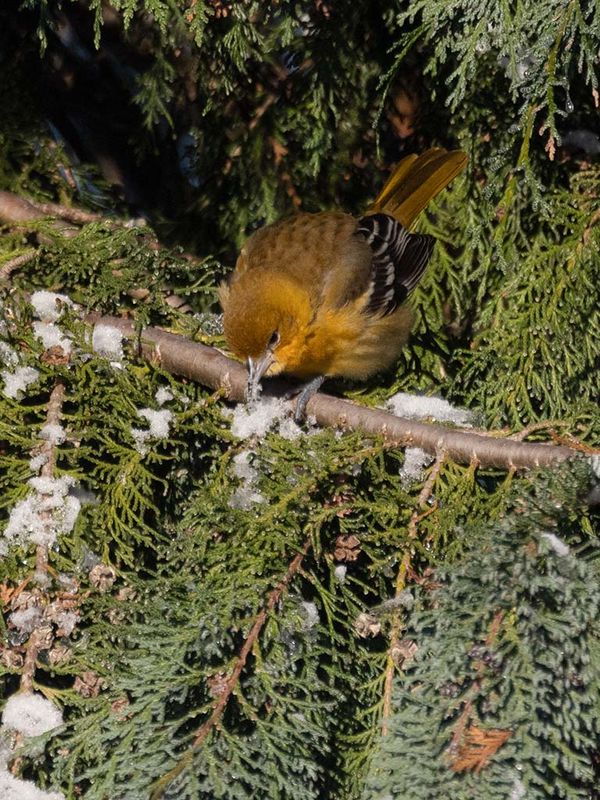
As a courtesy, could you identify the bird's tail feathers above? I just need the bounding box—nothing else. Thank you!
[369,148,467,228]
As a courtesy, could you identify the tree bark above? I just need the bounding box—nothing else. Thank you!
[92,316,579,471]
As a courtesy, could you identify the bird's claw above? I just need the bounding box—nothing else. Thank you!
[292,375,325,423]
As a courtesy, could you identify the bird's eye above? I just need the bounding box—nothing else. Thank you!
[268,330,280,349]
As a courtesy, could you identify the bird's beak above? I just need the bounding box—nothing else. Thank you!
[246,352,275,403]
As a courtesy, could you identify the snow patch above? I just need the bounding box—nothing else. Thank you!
[30,291,72,322]
[1,366,40,398]
[131,408,173,454]
[229,450,265,509]
[39,424,66,445]
[32,321,72,354]
[300,601,319,630]
[2,692,63,737]
[92,324,124,360]
[0,771,65,800]
[541,532,570,557]
[386,392,472,427]
[334,565,347,583]
[2,475,80,550]
[399,447,433,485]
[55,610,79,636]
[137,408,172,438]
[29,454,49,473]
[0,341,18,367]
[9,607,42,633]
[231,397,303,440]
[155,387,174,406]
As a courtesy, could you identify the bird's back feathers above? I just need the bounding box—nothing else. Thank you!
[233,211,373,308]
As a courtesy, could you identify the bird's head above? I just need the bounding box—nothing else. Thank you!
[219,270,313,401]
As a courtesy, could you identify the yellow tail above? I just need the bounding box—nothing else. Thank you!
[369,148,467,229]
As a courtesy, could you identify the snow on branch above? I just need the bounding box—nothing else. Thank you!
[91,316,580,471]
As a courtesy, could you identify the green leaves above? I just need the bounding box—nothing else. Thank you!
[454,173,600,428]
[365,460,600,800]
[1,1,599,798]
[394,0,599,160]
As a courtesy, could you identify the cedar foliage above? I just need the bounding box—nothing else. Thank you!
[0,2,599,799]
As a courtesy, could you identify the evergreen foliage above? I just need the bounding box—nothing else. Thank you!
[0,2,599,799]
[365,459,600,800]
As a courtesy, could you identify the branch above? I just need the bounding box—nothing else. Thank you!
[20,381,66,694]
[381,449,447,735]
[446,611,509,773]
[0,190,104,225]
[92,315,581,471]
[0,191,190,308]
[0,250,37,282]
[35,381,66,577]
[150,538,312,800]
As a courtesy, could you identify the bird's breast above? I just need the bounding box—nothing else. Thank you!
[285,303,414,380]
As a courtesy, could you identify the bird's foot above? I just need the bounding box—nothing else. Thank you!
[290,375,325,423]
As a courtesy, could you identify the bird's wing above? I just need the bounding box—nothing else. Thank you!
[346,148,466,315]
[369,148,467,228]
[356,213,433,316]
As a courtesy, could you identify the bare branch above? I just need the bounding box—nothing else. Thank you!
[22,200,105,225]
[446,610,508,771]
[92,315,582,471]
[0,191,42,223]
[0,191,192,307]
[0,190,103,225]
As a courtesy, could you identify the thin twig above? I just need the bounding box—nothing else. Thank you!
[149,537,312,800]
[447,610,505,760]
[381,450,446,735]
[0,190,101,225]
[35,381,66,576]
[0,191,195,308]
[19,381,66,694]
[549,431,599,454]
[0,250,37,282]
[90,315,583,471]
[508,419,567,441]
[24,200,105,225]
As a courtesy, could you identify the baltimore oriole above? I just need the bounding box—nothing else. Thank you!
[220,148,467,418]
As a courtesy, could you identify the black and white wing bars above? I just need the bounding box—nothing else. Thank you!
[357,212,434,316]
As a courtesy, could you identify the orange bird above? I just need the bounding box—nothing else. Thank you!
[220,148,467,418]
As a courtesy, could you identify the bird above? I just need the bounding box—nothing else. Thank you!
[219,148,467,420]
